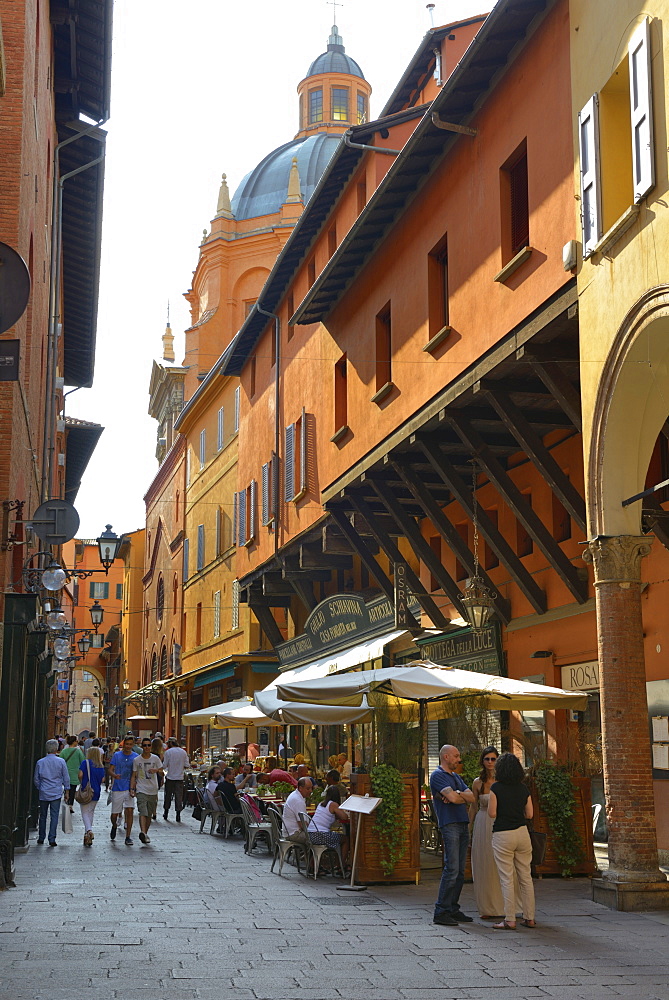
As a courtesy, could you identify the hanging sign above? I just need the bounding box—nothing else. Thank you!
[417,621,503,675]
[394,561,410,628]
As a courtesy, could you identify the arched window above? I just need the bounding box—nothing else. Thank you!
[156,575,164,624]
[145,604,149,638]
[151,651,158,682]
[160,645,168,680]
[81,698,94,713]
[172,573,179,613]
[143,657,149,687]
[175,490,180,521]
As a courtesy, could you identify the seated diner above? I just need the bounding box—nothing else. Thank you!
[307,786,350,864]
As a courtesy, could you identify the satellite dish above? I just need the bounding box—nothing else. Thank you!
[0,242,31,335]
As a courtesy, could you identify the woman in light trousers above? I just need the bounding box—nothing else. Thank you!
[78,746,106,847]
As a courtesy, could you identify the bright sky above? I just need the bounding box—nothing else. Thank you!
[67,0,491,538]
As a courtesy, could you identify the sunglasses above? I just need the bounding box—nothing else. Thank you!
[483,756,498,762]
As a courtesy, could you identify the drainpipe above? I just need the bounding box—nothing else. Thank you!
[41,119,108,503]
[254,301,281,558]
[344,130,401,155]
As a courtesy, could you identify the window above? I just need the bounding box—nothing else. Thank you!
[197,524,205,571]
[578,19,654,255]
[213,590,221,638]
[328,225,337,259]
[250,355,256,398]
[116,583,123,600]
[234,385,240,433]
[236,483,256,545]
[262,456,276,526]
[357,91,367,124]
[217,407,224,451]
[82,670,93,682]
[483,510,500,570]
[145,604,149,638]
[374,303,392,394]
[175,490,180,521]
[285,408,308,502]
[186,447,191,488]
[287,293,294,341]
[199,428,206,468]
[232,579,240,630]
[89,581,108,599]
[160,646,168,680]
[80,698,94,713]
[308,88,323,123]
[151,652,158,681]
[501,141,529,261]
[357,179,367,215]
[215,506,222,555]
[91,633,104,648]
[196,603,202,645]
[428,234,449,339]
[172,574,179,612]
[332,87,349,121]
[156,575,164,623]
[244,299,256,317]
[334,354,348,435]
[183,537,189,582]
[307,257,316,288]
[552,491,571,543]
[516,492,533,557]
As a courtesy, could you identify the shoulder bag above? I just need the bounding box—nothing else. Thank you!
[527,820,547,867]
[75,760,94,804]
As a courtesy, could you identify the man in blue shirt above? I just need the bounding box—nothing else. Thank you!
[109,735,138,846]
[34,740,70,846]
[430,744,475,926]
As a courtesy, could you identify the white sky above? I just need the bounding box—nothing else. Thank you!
[67,0,491,538]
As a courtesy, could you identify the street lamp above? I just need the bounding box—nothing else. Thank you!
[96,525,121,573]
[460,576,496,632]
[46,607,67,631]
[77,634,91,655]
[53,636,71,660]
[41,561,67,591]
[90,601,104,629]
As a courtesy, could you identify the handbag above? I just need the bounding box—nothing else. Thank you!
[527,822,547,866]
[75,760,94,804]
[60,802,73,834]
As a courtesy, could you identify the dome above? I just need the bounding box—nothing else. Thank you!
[231,132,341,222]
[307,25,365,80]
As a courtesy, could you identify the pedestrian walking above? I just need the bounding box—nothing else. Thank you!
[59,734,84,813]
[130,738,164,844]
[109,734,138,846]
[430,744,475,926]
[34,740,70,847]
[77,746,106,847]
[83,731,96,751]
[162,736,190,821]
[150,736,164,819]
[488,752,536,930]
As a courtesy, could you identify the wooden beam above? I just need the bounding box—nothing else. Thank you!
[248,602,284,647]
[327,506,396,604]
[367,477,467,619]
[417,435,547,615]
[389,458,512,624]
[288,577,318,612]
[300,543,353,571]
[348,489,451,630]
[514,347,582,431]
[482,389,587,532]
[447,415,588,604]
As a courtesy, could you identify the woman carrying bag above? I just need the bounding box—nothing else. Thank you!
[487,752,536,930]
[60,735,84,813]
[77,746,106,847]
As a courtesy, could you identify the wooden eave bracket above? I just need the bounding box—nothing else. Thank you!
[431,112,478,136]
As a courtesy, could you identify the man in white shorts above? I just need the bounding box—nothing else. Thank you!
[130,738,164,844]
[109,735,138,846]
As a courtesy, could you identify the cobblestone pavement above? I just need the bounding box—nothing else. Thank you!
[1,797,669,1000]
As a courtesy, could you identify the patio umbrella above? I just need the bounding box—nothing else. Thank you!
[181,697,275,727]
[253,687,374,725]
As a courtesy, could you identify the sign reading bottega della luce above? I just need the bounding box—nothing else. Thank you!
[417,621,503,676]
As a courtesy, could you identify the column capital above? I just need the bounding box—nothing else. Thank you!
[583,534,652,585]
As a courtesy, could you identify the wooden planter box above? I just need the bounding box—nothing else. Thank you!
[350,773,420,884]
[529,775,597,876]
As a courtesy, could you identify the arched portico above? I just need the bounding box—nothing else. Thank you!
[584,286,669,908]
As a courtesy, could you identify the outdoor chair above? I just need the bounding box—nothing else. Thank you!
[267,806,307,876]
[298,812,345,880]
[195,787,225,836]
[218,799,245,839]
[240,797,272,855]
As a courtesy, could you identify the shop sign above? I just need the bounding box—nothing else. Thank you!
[208,685,222,702]
[228,679,242,700]
[560,661,599,691]
[0,340,19,381]
[276,592,418,668]
[394,562,410,628]
[418,621,502,675]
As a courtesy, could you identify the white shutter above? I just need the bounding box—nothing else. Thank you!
[629,17,654,203]
[262,462,270,525]
[232,579,240,630]
[182,538,189,582]
[300,406,307,494]
[213,590,221,638]
[234,385,240,433]
[186,447,191,488]
[232,492,238,547]
[197,523,205,571]
[578,95,601,256]
[215,506,221,555]
[284,424,295,502]
[199,428,206,468]
[217,406,224,451]
[249,479,257,541]
[238,489,247,546]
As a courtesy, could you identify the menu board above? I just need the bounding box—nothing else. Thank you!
[652,716,669,742]
[652,744,669,770]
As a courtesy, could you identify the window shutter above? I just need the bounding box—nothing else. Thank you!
[284,424,295,502]
[233,492,238,547]
[183,538,189,582]
[213,590,221,638]
[249,479,257,541]
[238,489,247,546]
[232,579,240,630]
[197,523,205,571]
[629,18,654,203]
[186,447,191,487]
[217,406,224,451]
[215,506,221,555]
[578,95,601,256]
[234,385,240,433]
[199,428,206,467]
[262,462,270,525]
[300,406,307,495]
[89,582,95,599]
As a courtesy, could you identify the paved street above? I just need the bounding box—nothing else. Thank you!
[1,798,669,1000]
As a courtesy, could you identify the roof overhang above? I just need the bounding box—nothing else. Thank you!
[64,416,103,502]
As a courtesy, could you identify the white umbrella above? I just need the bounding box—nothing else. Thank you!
[253,688,374,725]
[181,697,274,727]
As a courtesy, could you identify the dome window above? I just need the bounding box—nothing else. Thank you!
[357,91,367,124]
[332,87,349,122]
[309,88,323,124]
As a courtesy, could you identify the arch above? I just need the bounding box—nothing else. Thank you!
[588,286,669,536]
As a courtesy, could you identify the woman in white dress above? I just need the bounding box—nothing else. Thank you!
[469,746,506,919]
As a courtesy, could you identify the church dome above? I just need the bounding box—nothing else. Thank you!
[231,132,340,222]
[307,25,365,79]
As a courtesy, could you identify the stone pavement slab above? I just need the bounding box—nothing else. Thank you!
[1,797,668,1000]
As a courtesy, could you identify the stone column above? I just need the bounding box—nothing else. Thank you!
[584,535,669,910]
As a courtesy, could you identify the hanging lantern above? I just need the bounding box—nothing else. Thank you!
[461,576,496,631]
